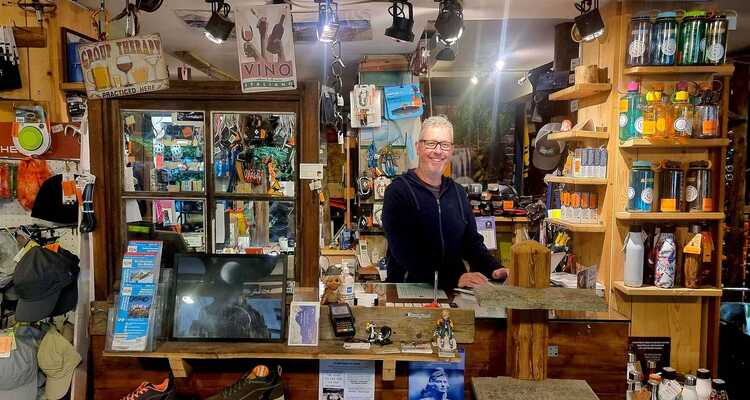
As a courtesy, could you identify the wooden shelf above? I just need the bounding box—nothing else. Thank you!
[623,64,735,76]
[619,138,730,149]
[547,130,609,142]
[321,249,357,256]
[496,216,530,223]
[549,83,612,101]
[616,212,724,221]
[548,218,605,233]
[60,82,86,92]
[544,175,608,185]
[613,281,722,297]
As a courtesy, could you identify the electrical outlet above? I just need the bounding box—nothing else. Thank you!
[548,345,559,357]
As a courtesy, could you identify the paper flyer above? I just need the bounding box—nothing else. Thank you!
[319,360,375,400]
[475,216,497,250]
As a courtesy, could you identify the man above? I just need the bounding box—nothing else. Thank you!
[418,368,451,400]
[382,115,508,290]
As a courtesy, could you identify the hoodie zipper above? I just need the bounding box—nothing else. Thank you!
[436,197,445,266]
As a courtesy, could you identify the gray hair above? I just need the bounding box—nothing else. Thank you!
[419,115,454,141]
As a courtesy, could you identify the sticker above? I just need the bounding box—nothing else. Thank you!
[619,114,628,128]
[641,187,653,204]
[627,187,635,200]
[643,120,656,135]
[619,99,629,113]
[628,40,646,57]
[662,38,677,56]
[686,185,698,202]
[707,43,725,62]
[635,117,644,134]
[703,198,713,211]
[660,198,677,212]
[674,117,688,132]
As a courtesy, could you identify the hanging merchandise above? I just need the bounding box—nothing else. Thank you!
[350,84,382,128]
[16,159,51,210]
[672,90,694,137]
[686,161,713,212]
[0,26,22,91]
[384,84,423,120]
[654,227,677,288]
[13,105,51,157]
[678,10,707,65]
[659,161,683,212]
[693,82,720,138]
[627,160,655,212]
[703,14,729,65]
[619,81,642,142]
[650,11,679,66]
[626,16,651,66]
[624,225,645,288]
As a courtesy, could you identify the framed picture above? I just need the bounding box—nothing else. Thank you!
[288,301,320,346]
[61,28,96,83]
[171,253,287,341]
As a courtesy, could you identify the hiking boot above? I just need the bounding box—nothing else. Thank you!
[206,365,284,400]
[120,375,175,400]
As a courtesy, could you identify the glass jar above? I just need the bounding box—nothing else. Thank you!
[628,160,655,212]
[659,161,684,212]
[626,16,652,66]
[686,160,713,212]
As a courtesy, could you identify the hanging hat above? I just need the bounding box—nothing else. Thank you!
[38,327,82,400]
[532,122,565,171]
[0,327,42,398]
[31,174,79,225]
[13,246,80,322]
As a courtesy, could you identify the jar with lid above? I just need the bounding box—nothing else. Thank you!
[659,161,684,212]
[628,161,655,212]
[626,15,652,66]
[687,160,713,212]
[650,11,679,65]
[696,369,712,400]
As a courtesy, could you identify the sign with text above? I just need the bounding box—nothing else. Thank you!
[77,33,169,99]
[235,4,297,92]
[0,122,80,160]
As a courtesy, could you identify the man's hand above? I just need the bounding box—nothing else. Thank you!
[457,272,489,288]
[491,268,509,282]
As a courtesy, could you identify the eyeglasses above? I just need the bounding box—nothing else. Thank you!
[420,140,453,151]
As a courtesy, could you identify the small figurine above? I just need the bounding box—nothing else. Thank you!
[366,321,392,346]
[433,310,457,353]
[321,275,342,305]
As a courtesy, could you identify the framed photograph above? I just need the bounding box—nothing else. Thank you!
[61,28,96,83]
[288,301,320,346]
[171,253,287,341]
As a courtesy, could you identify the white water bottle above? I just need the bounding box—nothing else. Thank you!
[624,225,645,287]
[341,265,355,306]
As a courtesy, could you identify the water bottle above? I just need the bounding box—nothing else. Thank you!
[624,225,645,287]
[655,229,677,289]
[619,81,642,142]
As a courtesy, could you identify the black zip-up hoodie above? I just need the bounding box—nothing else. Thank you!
[382,169,501,290]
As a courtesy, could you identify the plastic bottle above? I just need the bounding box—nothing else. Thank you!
[624,226,645,287]
[673,90,695,137]
[696,368,712,400]
[655,91,674,138]
[682,375,699,400]
[620,82,643,142]
[642,91,658,137]
[341,265,355,306]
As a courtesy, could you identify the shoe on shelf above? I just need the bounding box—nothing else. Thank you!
[121,374,175,400]
[206,365,284,400]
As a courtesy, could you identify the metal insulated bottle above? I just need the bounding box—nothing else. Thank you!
[650,12,679,65]
[704,14,729,65]
[678,10,706,65]
[624,225,645,287]
[627,16,651,66]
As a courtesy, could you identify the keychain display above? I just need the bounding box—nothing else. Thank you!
[357,175,373,199]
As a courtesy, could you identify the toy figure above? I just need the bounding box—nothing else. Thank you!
[366,321,392,346]
[320,275,342,305]
[433,310,457,353]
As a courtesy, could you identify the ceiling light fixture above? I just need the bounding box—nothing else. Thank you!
[470,74,478,85]
[436,47,455,61]
[204,0,234,44]
[385,0,415,42]
[317,0,339,42]
[495,59,505,71]
[434,0,464,46]
[572,0,605,42]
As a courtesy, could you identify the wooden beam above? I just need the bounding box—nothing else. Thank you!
[172,51,238,81]
[13,26,46,48]
[168,357,192,378]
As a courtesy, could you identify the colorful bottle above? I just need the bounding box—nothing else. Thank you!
[655,91,673,138]
[642,91,658,137]
[619,82,642,142]
[655,228,677,288]
[673,90,694,137]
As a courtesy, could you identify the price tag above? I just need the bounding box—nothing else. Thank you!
[337,94,345,107]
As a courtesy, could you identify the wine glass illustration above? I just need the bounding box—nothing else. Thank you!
[144,54,160,80]
[241,26,262,61]
[117,55,133,85]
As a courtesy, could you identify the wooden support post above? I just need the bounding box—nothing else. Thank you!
[168,357,192,378]
[382,360,396,381]
[506,240,550,380]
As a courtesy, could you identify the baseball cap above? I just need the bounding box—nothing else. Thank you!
[0,327,42,398]
[14,246,80,322]
[31,174,79,224]
[38,327,82,400]
[533,122,565,171]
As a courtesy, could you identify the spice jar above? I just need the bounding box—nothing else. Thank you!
[659,161,684,212]
[687,161,713,212]
[628,161,655,212]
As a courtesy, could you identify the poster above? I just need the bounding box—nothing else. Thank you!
[235,4,297,92]
[408,350,465,400]
[77,33,169,99]
[319,360,375,400]
[475,216,497,250]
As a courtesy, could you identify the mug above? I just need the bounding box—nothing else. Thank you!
[87,63,111,91]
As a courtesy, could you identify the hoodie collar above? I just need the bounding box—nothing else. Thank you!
[405,169,452,197]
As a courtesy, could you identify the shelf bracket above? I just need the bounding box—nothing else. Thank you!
[382,360,396,381]
[168,357,192,378]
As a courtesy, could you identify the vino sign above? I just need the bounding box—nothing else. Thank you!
[235,4,298,93]
[77,33,169,99]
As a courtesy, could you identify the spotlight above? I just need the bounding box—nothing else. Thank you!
[317,0,339,42]
[573,0,605,42]
[204,0,234,44]
[436,47,455,61]
[495,59,505,71]
[385,0,415,42]
[434,0,464,46]
[470,75,478,85]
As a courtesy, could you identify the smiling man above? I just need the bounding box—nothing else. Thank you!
[382,115,508,290]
